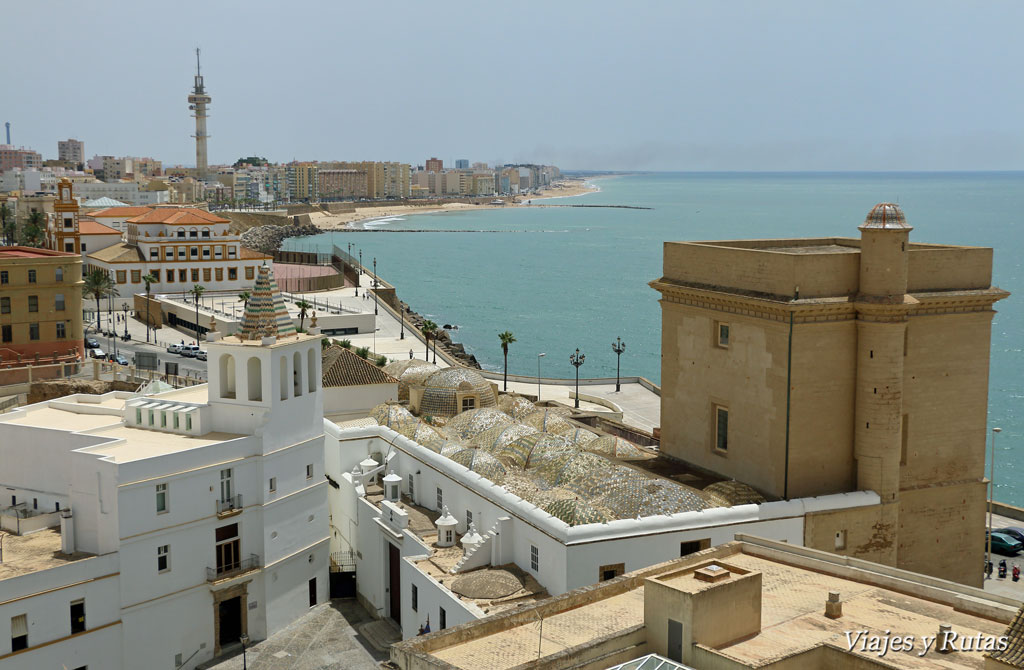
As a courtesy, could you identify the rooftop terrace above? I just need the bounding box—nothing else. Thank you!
[0,528,94,579]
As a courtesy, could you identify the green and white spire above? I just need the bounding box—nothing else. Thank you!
[238,265,297,339]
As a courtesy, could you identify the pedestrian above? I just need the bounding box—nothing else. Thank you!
[409,349,413,359]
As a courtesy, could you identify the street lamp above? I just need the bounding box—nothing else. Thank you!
[122,303,129,340]
[986,426,1003,579]
[569,348,585,409]
[611,337,626,392]
[537,353,546,401]
[359,249,363,275]
[240,634,249,670]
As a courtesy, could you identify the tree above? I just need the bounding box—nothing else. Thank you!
[188,284,205,341]
[237,290,251,316]
[22,210,45,247]
[83,268,116,333]
[296,299,312,331]
[0,203,13,245]
[142,273,158,342]
[498,330,517,391]
[421,320,437,360]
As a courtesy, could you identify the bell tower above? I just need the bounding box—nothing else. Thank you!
[52,178,80,254]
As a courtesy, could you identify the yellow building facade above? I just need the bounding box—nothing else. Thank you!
[650,204,1008,586]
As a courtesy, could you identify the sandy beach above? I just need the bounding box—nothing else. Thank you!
[310,178,600,230]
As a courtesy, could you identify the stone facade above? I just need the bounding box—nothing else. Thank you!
[651,205,1009,586]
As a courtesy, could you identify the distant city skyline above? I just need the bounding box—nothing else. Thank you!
[5,1,1024,171]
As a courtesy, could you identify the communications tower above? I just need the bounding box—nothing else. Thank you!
[188,48,212,180]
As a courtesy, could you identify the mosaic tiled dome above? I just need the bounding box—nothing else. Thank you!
[446,447,508,485]
[543,498,614,526]
[861,202,911,230]
[521,409,575,434]
[563,428,600,448]
[393,420,447,453]
[491,432,574,469]
[417,368,496,418]
[393,362,441,402]
[703,480,766,507]
[443,407,512,440]
[497,394,539,420]
[531,450,607,487]
[370,403,415,427]
[587,435,651,460]
[468,423,539,451]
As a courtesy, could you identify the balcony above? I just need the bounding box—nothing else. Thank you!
[207,554,260,582]
[215,494,243,517]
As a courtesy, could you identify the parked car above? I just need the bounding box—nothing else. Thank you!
[166,343,183,354]
[89,348,106,360]
[180,344,200,358]
[997,527,1024,545]
[196,350,208,361]
[85,337,100,349]
[986,530,1023,555]
[108,353,129,366]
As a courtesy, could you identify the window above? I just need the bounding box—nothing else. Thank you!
[220,468,233,502]
[215,246,223,259]
[135,408,142,423]
[530,545,539,571]
[436,487,443,510]
[680,539,711,556]
[63,215,74,229]
[150,248,159,259]
[157,545,170,572]
[230,247,238,259]
[81,243,87,252]
[0,297,9,314]
[70,599,86,634]
[203,248,210,259]
[229,268,238,281]
[202,228,211,238]
[131,270,141,283]
[55,293,65,311]
[55,267,63,282]
[408,473,415,500]
[186,414,192,431]
[189,229,198,238]
[269,477,277,493]
[215,523,240,575]
[156,483,168,513]
[178,269,187,282]
[57,322,66,338]
[29,323,39,341]
[148,410,154,426]
[203,268,211,282]
[439,607,447,630]
[11,614,28,651]
[32,498,37,510]
[215,267,223,281]
[173,413,179,429]
[716,322,730,348]
[190,246,198,258]
[713,406,729,453]
[1,325,10,343]
[246,266,256,280]
[27,295,38,312]
[466,509,473,529]
[411,584,418,611]
[177,228,185,238]
[462,397,476,412]
[177,248,185,259]
[65,242,75,252]
[835,530,847,551]
[28,269,36,283]
[116,270,127,283]
[191,269,199,282]
[306,464,314,480]
[166,269,175,282]
[599,563,625,581]
[0,271,7,284]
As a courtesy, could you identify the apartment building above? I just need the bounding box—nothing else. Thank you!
[57,139,85,168]
[0,145,43,173]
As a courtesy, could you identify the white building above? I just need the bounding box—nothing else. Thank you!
[84,206,272,301]
[73,181,170,206]
[0,269,329,668]
[325,421,881,640]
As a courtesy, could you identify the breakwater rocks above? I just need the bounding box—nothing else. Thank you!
[241,219,321,254]
[396,300,481,369]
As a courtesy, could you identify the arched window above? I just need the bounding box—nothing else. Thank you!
[293,351,303,397]
[247,356,262,401]
[219,354,236,399]
[201,227,211,238]
[307,348,316,393]
[189,227,198,239]
[176,227,185,238]
[280,356,288,400]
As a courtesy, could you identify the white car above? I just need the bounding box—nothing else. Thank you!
[90,348,106,359]
[196,350,208,361]
[166,343,183,354]
[180,344,200,358]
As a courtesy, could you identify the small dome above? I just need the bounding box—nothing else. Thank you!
[703,480,766,507]
[443,407,513,440]
[417,368,497,417]
[370,403,414,427]
[861,203,911,230]
[446,447,508,484]
[394,420,447,453]
[392,362,441,402]
[468,423,539,451]
[543,498,614,526]
[497,394,538,420]
[521,409,575,434]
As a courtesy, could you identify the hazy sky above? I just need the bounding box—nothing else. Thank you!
[5,1,1024,171]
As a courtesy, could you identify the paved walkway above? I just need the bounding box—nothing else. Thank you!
[983,513,1024,602]
[199,599,386,670]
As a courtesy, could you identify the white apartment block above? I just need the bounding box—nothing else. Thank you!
[326,423,881,640]
[0,288,329,668]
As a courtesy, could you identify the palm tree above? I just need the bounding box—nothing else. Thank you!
[142,273,158,342]
[237,290,251,318]
[498,330,517,391]
[421,320,437,360]
[188,284,205,340]
[296,299,312,331]
[83,268,116,333]
[0,203,13,245]
[22,210,46,247]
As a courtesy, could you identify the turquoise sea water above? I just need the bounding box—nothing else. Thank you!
[285,173,1024,504]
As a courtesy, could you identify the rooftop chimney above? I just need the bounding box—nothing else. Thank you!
[825,591,842,619]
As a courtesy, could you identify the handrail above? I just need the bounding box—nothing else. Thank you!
[206,553,260,581]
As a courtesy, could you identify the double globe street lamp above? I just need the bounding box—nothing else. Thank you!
[612,337,626,392]
[569,348,585,409]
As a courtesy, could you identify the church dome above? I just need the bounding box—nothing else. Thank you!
[861,203,911,230]
[417,368,497,418]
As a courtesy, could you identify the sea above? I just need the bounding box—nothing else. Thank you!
[283,172,1024,505]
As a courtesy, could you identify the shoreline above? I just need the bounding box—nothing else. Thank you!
[310,177,603,231]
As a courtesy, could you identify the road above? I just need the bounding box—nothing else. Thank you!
[85,311,209,381]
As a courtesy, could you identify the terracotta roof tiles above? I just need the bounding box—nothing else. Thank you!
[322,345,397,388]
[126,208,230,225]
[78,219,121,236]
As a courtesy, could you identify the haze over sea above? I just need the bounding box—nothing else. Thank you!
[285,172,1024,505]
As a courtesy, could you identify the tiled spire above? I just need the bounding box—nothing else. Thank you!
[238,265,297,340]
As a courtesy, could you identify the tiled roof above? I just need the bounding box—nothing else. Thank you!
[82,197,130,208]
[240,246,270,259]
[88,206,153,218]
[237,265,297,339]
[322,345,397,388]
[126,208,230,225]
[87,242,145,263]
[78,219,121,236]
[989,606,1024,666]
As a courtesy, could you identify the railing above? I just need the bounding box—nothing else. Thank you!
[215,494,243,515]
[330,550,356,572]
[206,553,260,582]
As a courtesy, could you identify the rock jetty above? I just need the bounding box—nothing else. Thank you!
[241,219,321,254]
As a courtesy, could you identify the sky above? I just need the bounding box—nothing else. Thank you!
[5,1,1024,171]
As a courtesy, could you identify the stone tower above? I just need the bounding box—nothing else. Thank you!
[188,48,212,180]
[52,178,80,254]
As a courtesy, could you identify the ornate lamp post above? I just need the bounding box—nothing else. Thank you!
[372,257,379,316]
[358,249,363,275]
[122,303,130,340]
[987,426,1003,578]
[537,353,546,401]
[611,337,626,392]
[569,348,585,409]
[240,634,249,670]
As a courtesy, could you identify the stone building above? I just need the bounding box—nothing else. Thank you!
[650,203,1009,586]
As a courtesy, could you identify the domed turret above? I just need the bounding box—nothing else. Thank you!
[860,203,911,231]
[858,203,912,299]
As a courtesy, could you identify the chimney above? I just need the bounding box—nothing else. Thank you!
[825,591,842,619]
[60,508,75,554]
[937,624,953,654]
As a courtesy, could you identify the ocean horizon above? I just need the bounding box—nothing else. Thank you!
[284,171,1024,505]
